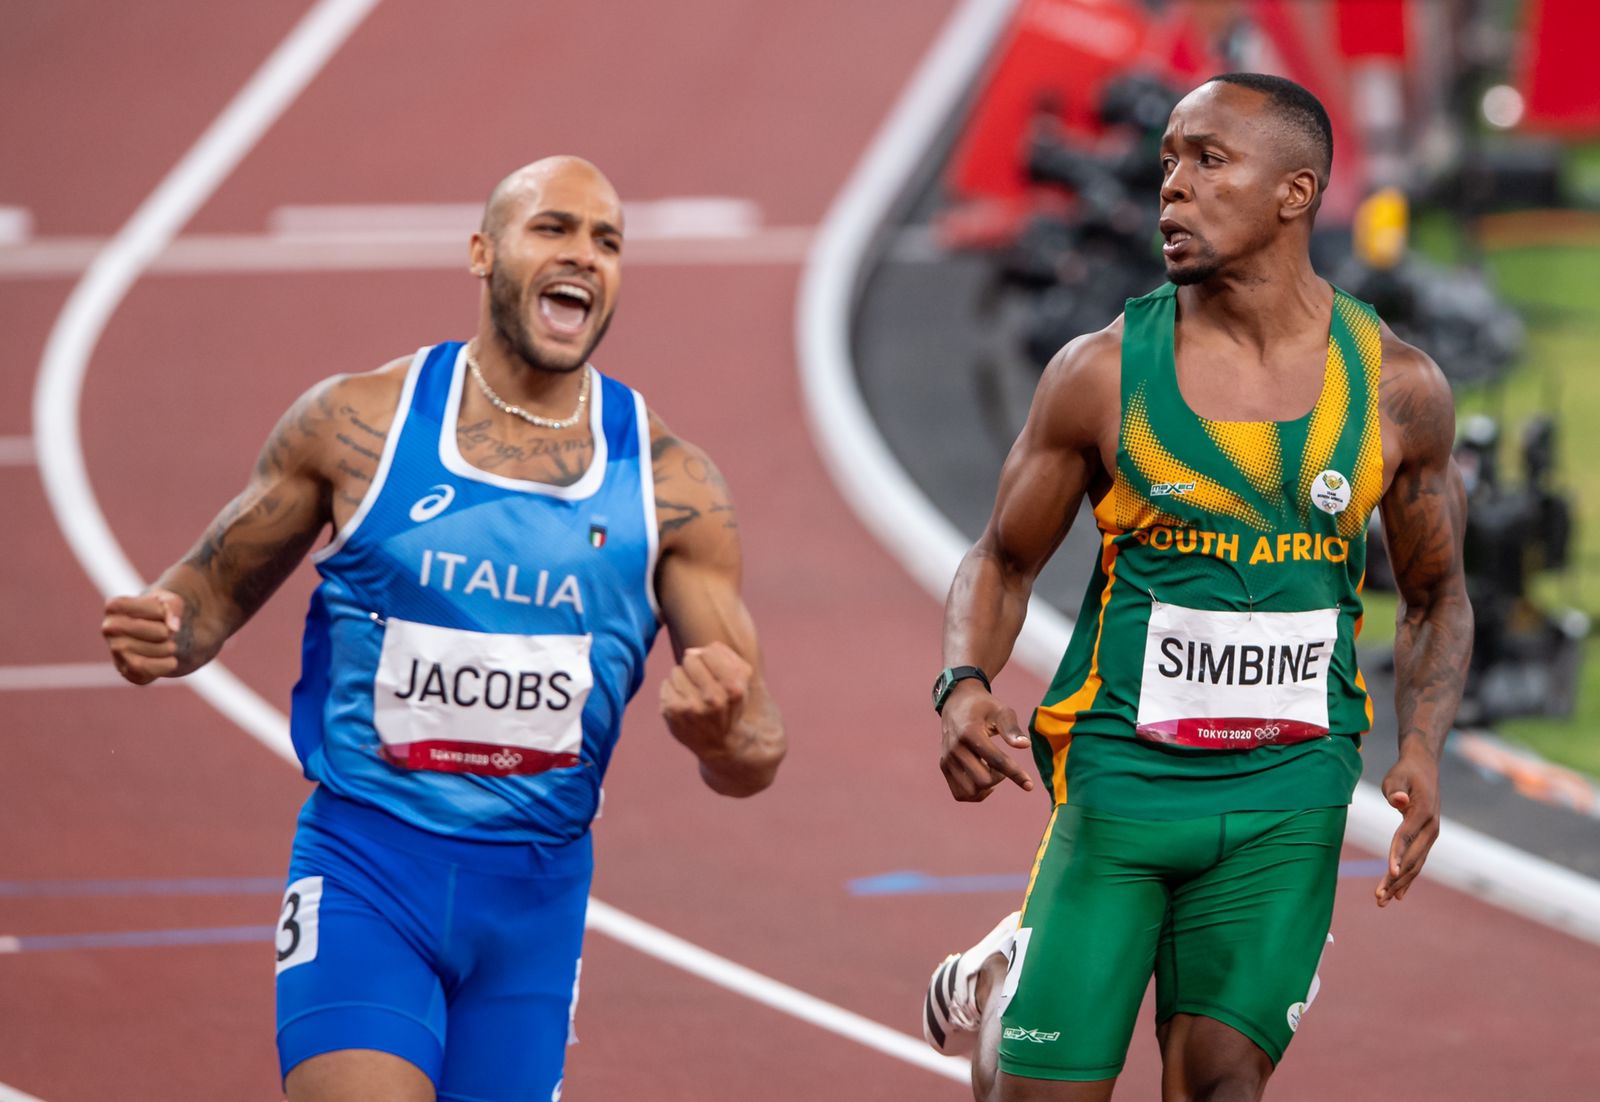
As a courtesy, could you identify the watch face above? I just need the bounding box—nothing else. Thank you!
[934,667,986,713]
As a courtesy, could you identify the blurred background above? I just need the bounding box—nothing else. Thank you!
[854,0,1600,816]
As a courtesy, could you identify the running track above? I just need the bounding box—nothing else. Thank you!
[3,2,1599,1098]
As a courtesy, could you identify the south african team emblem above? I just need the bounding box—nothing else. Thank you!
[1311,470,1351,515]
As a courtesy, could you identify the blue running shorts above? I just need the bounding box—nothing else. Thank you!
[275,788,592,1102]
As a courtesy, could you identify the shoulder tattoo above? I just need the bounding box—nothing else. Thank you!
[652,433,737,538]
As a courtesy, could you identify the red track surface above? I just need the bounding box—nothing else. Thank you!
[4,2,1600,1099]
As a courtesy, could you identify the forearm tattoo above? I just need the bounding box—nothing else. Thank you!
[1383,370,1473,756]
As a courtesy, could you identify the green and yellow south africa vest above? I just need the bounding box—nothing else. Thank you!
[1031,283,1383,818]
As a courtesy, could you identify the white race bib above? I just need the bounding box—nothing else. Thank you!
[373,617,592,775]
[1137,601,1338,749]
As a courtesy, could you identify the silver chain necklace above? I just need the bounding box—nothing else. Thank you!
[466,346,590,430]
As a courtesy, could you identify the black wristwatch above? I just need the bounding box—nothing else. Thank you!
[932,666,991,714]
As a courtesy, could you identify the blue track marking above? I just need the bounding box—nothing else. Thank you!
[1,925,275,954]
[850,860,1391,896]
[0,877,282,897]
[851,872,1030,896]
[0,878,284,954]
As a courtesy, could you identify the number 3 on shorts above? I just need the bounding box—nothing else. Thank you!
[275,876,323,975]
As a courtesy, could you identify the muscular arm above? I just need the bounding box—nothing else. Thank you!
[939,329,1117,800]
[102,365,403,683]
[1373,340,1473,903]
[152,384,336,672]
[651,418,785,797]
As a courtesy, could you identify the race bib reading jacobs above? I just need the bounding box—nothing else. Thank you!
[372,617,593,776]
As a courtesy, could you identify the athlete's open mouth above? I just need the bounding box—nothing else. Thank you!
[539,282,593,335]
[1159,218,1192,256]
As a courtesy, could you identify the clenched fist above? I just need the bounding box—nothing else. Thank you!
[660,641,752,756]
[101,589,185,685]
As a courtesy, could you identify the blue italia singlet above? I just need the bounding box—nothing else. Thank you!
[289,342,661,844]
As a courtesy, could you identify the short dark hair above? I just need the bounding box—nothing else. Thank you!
[1207,72,1333,187]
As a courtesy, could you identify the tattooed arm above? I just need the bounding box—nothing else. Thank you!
[1373,335,1473,906]
[649,415,785,797]
[101,363,405,684]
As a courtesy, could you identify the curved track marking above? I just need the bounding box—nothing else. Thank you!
[793,0,1600,943]
[794,0,1077,677]
[0,1082,47,1102]
[32,0,381,759]
[585,901,967,1080]
[27,0,967,1085]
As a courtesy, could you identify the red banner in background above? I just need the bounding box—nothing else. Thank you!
[946,0,1221,206]
[1518,0,1600,134]
[1335,0,1407,60]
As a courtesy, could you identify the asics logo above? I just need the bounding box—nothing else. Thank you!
[490,749,524,771]
[410,484,455,523]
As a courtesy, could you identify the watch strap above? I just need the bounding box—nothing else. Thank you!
[933,665,991,714]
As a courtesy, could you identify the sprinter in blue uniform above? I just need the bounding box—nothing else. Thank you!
[101,156,787,1102]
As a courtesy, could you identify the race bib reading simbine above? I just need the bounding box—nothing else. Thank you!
[1137,601,1338,749]
[373,617,592,776]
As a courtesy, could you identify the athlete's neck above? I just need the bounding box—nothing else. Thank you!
[1175,252,1331,355]
[469,335,587,414]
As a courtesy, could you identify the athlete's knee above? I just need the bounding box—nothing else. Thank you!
[1188,1074,1267,1102]
[1173,1016,1272,1102]
[1180,1049,1270,1102]
[285,1049,435,1102]
[996,1072,1116,1101]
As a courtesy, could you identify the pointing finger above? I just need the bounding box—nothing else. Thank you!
[950,744,997,793]
[968,734,1033,792]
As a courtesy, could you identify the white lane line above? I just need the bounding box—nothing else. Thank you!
[270,196,764,239]
[0,1080,47,1102]
[25,0,958,1084]
[1347,784,1600,942]
[0,664,150,691]
[795,0,1071,681]
[792,0,1600,945]
[0,207,31,246]
[586,901,968,1083]
[1,198,797,279]
[268,202,484,235]
[32,0,382,761]
[0,436,36,466]
[0,227,813,277]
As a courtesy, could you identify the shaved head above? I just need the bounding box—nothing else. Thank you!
[480,156,621,241]
[1206,72,1333,191]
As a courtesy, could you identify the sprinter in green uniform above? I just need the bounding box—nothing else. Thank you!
[923,74,1471,1102]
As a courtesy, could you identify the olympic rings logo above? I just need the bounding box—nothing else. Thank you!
[490,748,524,770]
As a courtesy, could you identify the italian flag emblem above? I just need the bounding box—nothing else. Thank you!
[589,524,607,548]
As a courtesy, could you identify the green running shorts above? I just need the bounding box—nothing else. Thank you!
[999,803,1344,1081]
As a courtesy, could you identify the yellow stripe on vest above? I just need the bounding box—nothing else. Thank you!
[1033,530,1121,803]
[1122,385,1272,531]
